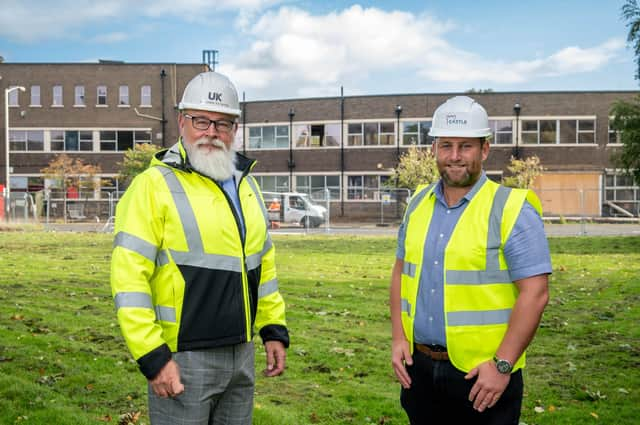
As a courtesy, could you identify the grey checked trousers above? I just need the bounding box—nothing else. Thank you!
[149,342,255,425]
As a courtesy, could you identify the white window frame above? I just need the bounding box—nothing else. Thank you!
[293,121,341,149]
[401,119,434,146]
[294,173,341,201]
[345,120,397,148]
[247,124,290,150]
[119,85,129,106]
[344,173,393,201]
[8,85,20,107]
[30,85,41,107]
[52,85,63,107]
[140,85,151,107]
[74,85,85,107]
[97,85,107,106]
[519,116,596,145]
[489,117,514,145]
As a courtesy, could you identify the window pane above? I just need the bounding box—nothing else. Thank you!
[75,86,85,105]
[326,175,339,186]
[617,174,634,186]
[364,122,378,145]
[579,119,594,131]
[118,131,134,151]
[119,86,129,105]
[559,120,576,144]
[53,86,63,106]
[65,131,79,151]
[27,130,44,151]
[420,122,434,145]
[578,133,594,144]
[9,130,26,151]
[262,127,275,148]
[522,120,537,132]
[31,86,41,106]
[100,131,116,151]
[51,130,64,150]
[403,122,419,133]
[294,124,310,147]
[403,134,420,145]
[522,133,537,144]
[134,131,151,142]
[605,175,614,186]
[97,86,107,105]
[380,134,394,145]
[348,123,362,134]
[324,124,340,147]
[496,133,512,145]
[380,122,395,133]
[276,125,288,137]
[539,120,556,144]
[141,85,151,106]
[348,135,362,146]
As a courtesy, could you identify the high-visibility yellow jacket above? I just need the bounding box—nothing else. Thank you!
[110,141,288,379]
[400,179,542,373]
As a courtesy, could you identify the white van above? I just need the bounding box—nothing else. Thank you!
[261,191,327,227]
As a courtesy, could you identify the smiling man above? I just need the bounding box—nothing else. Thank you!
[390,96,551,424]
[111,71,289,425]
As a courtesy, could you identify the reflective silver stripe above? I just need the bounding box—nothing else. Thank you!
[246,176,269,224]
[401,298,412,317]
[486,185,511,270]
[156,249,170,267]
[258,278,278,298]
[403,183,435,222]
[447,308,512,326]
[246,235,273,271]
[113,231,158,263]
[114,292,153,310]
[161,143,182,166]
[155,305,177,323]
[170,250,243,272]
[446,269,512,285]
[158,167,204,253]
[402,261,417,278]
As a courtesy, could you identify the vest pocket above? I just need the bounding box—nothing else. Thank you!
[176,265,245,350]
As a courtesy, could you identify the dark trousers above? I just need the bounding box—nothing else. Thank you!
[400,349,523,425]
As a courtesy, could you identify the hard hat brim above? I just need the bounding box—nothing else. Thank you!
[178,101,241,117]
[428,128,491,138]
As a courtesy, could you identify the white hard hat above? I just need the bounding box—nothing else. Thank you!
[429,96,491,138]
[178,71,241,117]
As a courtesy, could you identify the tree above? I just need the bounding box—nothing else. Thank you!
[623,0,640,81]
[502,155,543,189]
[41,154,102,220]
[609,1,640,186]
[392,145,439,191]
[610,100,640,186]
[116,143,161,187]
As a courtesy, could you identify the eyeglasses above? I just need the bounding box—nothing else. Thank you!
[183,114,235,133]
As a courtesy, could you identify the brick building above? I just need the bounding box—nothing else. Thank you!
[1,61,638,221]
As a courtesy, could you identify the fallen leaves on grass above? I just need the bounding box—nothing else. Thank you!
[118,411,141,425]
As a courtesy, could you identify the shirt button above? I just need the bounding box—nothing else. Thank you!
[434,260,439,265]
[429,316,433,321]
[439,233,444,238]
[431,289,435,294]
[446,210,451,214]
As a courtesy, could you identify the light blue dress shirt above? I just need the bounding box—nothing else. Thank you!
[221,176,245,239]
[396,173,552,347]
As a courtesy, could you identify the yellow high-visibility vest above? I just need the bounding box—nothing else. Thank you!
[400,179,542,372]
[110,142,287,378]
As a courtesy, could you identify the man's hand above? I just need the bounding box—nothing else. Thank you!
[149,359,184,398]
[263,340,286,377]
[464,360,510,412]
[391,338,413,389]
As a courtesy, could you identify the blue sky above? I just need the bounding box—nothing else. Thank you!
[0,0,637,100]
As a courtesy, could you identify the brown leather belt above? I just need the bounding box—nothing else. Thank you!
[415,343,449,361]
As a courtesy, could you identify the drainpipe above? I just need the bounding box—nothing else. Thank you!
[160,69,167,147]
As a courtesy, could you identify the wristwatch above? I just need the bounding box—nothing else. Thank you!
[493,356,513,374]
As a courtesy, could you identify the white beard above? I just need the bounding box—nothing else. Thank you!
[183,137,236,181]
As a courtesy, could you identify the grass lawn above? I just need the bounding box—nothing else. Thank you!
[0,231,638,424]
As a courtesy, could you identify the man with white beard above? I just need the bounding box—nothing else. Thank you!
[111,71,289,425]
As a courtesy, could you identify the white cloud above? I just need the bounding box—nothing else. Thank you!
[91,32,129,44]
[0,0,282,42]
[223,5,625,98]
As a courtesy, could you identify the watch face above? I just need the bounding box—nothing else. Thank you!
[496,359,512,374]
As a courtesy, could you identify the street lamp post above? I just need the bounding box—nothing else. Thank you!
[288,107,295,188]
[395,104,403,162]
[4,86,26,221]
[513,102,521,159]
